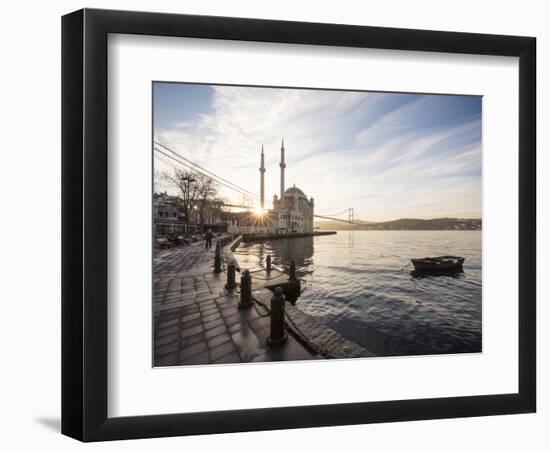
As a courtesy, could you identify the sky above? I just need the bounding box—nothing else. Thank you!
[153,82,482,222]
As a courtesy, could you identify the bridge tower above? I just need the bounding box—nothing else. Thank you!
[348,208,354,224]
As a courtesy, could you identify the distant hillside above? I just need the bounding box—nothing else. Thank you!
[315,217,482,231]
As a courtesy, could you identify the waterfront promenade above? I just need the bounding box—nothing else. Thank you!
[153,237,315,366]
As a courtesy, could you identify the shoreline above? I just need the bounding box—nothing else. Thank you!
[241,231,336,242]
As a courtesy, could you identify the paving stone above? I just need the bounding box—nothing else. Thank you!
[157,317,179,329]
[209,341,236,361]
[228,322,243,335]
[196,293,218,302]
[213,351,241,364]
[223,313,242,327]
[220,306,237,317]
[202,310,222,323]
[180,323,203,338]
[231,323,264,362]
[198,301,217,312]
[216,296,236,308]
[179,299,197,308]
[155,351,179,367]
[180,333,204,349]
[237,306,263,322]
[204,325,226,340]
[181,304,200,315]
[159,310,180,321]
[252,324,270,344]
[179,341,207,361]
[204,318,224,332]
[206,333,230,349]
[155,340,179,357]
[155,331,178,347]
[202,304,220,315]
[253,335,314,362]
[182,351,210,366]
[248,317,271,334]
[156,325,179,339]
[182,318,202,330]
[157,302,186,313]
[181,312,201,324]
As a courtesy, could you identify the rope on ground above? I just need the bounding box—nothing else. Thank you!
[249,270,287,281]
[252,296,271,318]
[250,289,312,345]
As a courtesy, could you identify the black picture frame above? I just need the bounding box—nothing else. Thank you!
[62,8,536,442]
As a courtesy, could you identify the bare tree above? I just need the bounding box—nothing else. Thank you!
[163,169,201,237]
[196,174,218,233]
[163,169,219,236]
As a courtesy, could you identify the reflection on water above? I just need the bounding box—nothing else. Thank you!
[233,230,482,357]
[236,237,315,276]
[410,268,464,279]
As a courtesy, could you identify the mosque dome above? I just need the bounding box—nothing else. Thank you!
[285,184,306,197]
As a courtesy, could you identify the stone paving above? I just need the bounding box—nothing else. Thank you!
[153,237,315,367]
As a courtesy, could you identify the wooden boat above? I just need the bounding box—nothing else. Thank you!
[411,256,465,272]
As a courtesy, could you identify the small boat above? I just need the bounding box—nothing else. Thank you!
[411,256,465,272]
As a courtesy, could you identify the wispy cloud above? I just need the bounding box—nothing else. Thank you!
[154,84,481,221]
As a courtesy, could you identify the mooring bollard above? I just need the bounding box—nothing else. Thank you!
[238,269,253,308]
[225,261,237,290]
[266,255,272,272]
[214,241,222,273]
[289,260,297,281]
[267,287,288,346]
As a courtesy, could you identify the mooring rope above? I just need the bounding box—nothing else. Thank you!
[249,270,287,281]
[252,296,271,318]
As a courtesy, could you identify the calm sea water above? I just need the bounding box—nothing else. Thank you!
[233,230,482,357]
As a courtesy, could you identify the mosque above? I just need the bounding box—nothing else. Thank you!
[227,140,315,234]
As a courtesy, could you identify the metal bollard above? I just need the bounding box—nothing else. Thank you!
[289,260,297,281]
[266,255,272,272]
[267,287,288,346]
[238,269,253,308]
[214,241,222,273]
[225,261,237,290]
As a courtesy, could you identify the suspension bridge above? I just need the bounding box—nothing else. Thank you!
[154,141,367,225]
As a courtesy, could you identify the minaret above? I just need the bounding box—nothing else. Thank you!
[279,138,286,208]
[259,145,265,209]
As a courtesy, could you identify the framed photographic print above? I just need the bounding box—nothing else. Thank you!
[62,8,536,441]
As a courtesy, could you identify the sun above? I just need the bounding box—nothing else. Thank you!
[253,206,265,217]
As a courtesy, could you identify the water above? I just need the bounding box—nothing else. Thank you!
[233,230,482,357]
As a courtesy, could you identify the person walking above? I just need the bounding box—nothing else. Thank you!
[205,229,213,249]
